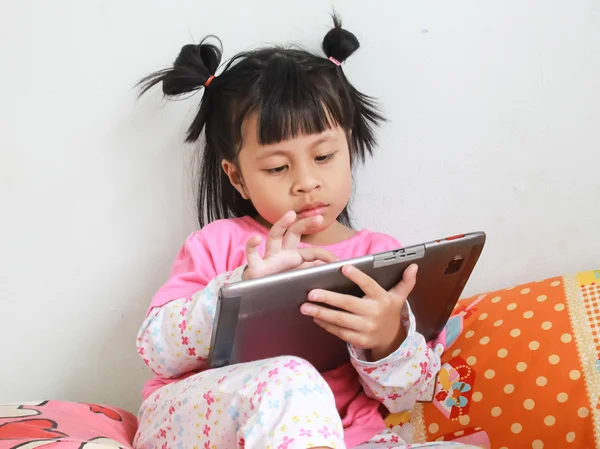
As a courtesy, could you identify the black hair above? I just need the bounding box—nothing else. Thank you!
[138,15,385,228]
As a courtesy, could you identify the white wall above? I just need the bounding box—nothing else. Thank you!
[1,0,598,414]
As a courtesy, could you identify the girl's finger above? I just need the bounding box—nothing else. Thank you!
[307,289,368,316]
[265,211,296,257]
[389,264,418,299]
[300,302,364,332]
[313,318,368,348]
[260,252,304,275]
[341,265,388,300]
[294,260,323,270]
[297,247,338,264]
[245,236,263,268]
[283,215,323,250]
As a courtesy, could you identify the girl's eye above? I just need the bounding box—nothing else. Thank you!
[266,165,288,174]
[315,153,335,163]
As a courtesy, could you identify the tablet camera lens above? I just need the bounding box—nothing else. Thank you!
[445,255,464,275]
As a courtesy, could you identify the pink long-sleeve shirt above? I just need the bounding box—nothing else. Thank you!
[137,216,441,448]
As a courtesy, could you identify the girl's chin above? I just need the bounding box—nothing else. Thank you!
[302,217,341,235]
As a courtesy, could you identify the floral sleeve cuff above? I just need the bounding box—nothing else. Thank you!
[223,265,246,285]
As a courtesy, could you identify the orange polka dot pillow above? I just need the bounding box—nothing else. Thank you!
[385,268,600,449]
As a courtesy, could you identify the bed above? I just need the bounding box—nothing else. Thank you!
[2,268,599,448]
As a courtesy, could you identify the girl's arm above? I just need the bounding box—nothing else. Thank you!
[137,266,245,378]
[349,301,444,413]
[135,231,245,378]
[137,215,337,379]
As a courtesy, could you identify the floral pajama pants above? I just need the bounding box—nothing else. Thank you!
[134,356,475,449]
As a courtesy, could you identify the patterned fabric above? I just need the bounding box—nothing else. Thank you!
[134,356,477,449]
[385,268,600,449]
[0,401,137,448]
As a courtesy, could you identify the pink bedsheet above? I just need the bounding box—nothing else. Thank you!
[0,401,137,448]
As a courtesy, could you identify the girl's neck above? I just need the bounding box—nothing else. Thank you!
[254,216,356,246]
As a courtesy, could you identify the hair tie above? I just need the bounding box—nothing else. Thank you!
[328,56,341,67]
[204,75,216,87]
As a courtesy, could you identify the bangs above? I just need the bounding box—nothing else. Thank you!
[234,50,351,146]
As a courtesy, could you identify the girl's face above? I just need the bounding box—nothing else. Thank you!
[222,115,353,238]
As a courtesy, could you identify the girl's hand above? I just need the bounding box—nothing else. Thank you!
[242,211,338,281]
[300,264,418,361]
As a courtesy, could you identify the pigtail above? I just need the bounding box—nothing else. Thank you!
[321,15,385,162]
[321,14,360,64]
[137,36,223,142]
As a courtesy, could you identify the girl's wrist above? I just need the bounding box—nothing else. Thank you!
[369,325,407,362]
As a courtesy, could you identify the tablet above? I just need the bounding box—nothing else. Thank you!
[208,231,486,372]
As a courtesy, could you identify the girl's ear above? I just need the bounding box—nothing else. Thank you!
[221,160,250,200]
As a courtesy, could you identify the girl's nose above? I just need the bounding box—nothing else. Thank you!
[292,166,321,194]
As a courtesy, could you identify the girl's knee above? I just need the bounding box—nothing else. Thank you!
[266,355,320,376]
[260,356,334,400]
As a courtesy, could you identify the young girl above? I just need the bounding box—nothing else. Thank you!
[135,16,473,449]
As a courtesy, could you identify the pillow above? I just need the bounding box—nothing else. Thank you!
[385,268,600,449]
[0,400,137,448]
